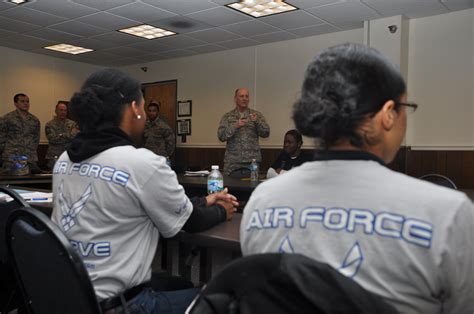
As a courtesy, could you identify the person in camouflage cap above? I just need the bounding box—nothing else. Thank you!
[45,101,79,169]
[143,100,175,158]
[1,93,40,170]
[218,88,270,175]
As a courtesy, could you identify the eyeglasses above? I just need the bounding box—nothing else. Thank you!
[398,102,418,114]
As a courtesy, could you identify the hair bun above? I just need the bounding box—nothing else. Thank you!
[69,87,104,132]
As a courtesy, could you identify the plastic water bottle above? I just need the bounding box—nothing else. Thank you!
[250,159,259,182]
[207,165,224,194]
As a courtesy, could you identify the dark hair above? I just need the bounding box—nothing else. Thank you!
[14,93,27,103]
[69,68,142,132]
[293,43,406,149]
[55,101,68,110]
[285,129,303,145]
[148,101,160,110]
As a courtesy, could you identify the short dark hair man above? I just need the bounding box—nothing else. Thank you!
[1,93,40,171]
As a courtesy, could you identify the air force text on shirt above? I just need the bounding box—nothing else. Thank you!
[54,161,130,187]
[245,206,433,248]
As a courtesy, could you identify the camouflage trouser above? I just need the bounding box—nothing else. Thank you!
[223,161,254,176]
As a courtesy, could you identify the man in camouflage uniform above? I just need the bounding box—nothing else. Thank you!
[45,101,79,169]
[143,100,175,158]
[218,88,270,175]
[1,93,40,170]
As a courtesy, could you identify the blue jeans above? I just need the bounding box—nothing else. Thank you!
[116,287,200,314]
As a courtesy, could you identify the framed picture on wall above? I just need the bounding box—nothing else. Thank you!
[177,119,191,136]
[177,100,192,117]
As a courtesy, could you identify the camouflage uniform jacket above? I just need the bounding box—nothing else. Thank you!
[143,117,175,157]
[45,118,79,160]
[218,108,270,174]
[1,110,40,162]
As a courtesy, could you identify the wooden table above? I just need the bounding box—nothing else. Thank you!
[0,173,52,190]
[178,174,262,211]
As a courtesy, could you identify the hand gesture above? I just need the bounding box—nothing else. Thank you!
[205,188,239,220]
[236,118,247,128]
[249,113,257,122]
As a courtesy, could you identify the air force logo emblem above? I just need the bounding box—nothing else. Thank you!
[58,181,92,232]
[338,242,363,278]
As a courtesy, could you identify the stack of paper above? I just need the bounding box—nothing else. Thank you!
[184,170,210,177]
[0,190,53,203]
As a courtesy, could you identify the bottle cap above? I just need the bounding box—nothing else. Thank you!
[211,165,219,170]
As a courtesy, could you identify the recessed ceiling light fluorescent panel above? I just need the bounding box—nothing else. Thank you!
[227,0,297,18]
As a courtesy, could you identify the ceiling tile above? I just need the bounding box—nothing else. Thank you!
[0,7,66,27]
[141,0,219,15]
[134,54,169,62]
[0,16,40,33]
[76,12,138,31]
[91,31,145,45]
[259,10,325,29]
[153,35,207,50]
[307,2,380,24]
[25,28,82,43]
[186,28,240,43]
[250,31,297,44]
[108,2,176,22]
[217,38,260,49]
[289,23,340,37]
[25,0,98,19]
[69,38,119,50]
[49,21,108,37]
[186,6,252,26]
[221,20,280,37]
[71,0,136,11]
[72,51,124,62]
[105,57,146,66]
[286,0,344,9]
[160,49,199,58]
[0,2,15,11]
[128,40,173,53]
[441,0,474,11]
[210,0,235,5]
[1,34,56,50]
[102,46,150,58]
[362,0,449,18]
[149,16,212,34]
[189,44,228,54]
[0,28,16,37]
[0,40,30,51]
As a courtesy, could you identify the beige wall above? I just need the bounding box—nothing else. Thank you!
[0,46,100,141]
[122,29,364,148]
[406,8,474,149]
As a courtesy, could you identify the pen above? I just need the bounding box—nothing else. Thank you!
[28,198,49,201]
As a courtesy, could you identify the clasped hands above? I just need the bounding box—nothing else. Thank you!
[205,188,239,220]
[235,113,257,128]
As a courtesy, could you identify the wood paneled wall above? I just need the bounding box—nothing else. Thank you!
[37,144,474,189]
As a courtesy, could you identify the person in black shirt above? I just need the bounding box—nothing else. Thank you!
[267,129,312,178]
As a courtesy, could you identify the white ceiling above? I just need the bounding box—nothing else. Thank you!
[0,0,471,66]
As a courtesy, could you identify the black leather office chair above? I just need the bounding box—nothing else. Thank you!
[0,186,30,313]
[6,207,101,314]
[419,173,457,189]
[186,253,397,314]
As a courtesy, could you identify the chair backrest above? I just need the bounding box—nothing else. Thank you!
[186,253,397,314]
[6,207,101,314]
[419,173,457,189]
[0,186,30,263]
[0,187,31,313]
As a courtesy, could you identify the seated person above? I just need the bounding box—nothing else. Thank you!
[51,68,238,314]
[240,43,474,313]
[267,129,312,178]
